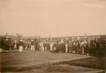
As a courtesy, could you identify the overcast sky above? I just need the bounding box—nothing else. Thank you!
[0,0,106,37]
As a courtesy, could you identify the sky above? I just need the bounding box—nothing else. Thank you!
[0,0,106,37]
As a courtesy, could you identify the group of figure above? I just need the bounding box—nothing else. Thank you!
[0,36,105,56]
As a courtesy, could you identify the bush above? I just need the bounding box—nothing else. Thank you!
[89,48,106,57]
[0,38,12,50]
[88,38,106,57]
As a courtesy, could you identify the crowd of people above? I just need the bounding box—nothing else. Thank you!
[0,35,106,56]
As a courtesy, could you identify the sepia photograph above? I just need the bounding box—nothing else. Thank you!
[0,0,106,73]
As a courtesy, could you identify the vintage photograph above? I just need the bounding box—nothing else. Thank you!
[0,0,106,73]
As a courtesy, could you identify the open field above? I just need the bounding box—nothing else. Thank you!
[0,51,105,73]
[57,57,106,69]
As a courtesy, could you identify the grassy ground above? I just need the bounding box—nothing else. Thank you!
[57,57,106,69]
[0,51,105,73]
[5,64,103,73]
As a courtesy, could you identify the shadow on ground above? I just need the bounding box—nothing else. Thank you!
[56,57,106,70]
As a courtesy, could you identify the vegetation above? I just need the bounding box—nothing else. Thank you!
[88,38,106,57]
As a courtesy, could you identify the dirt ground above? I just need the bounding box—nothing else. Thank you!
[0,51,104,73]
[3,64,103,73]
